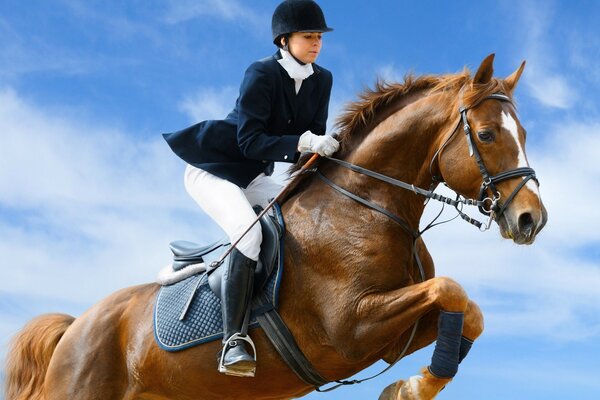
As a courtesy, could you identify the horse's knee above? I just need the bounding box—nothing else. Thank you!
[429,277,468,312]
[463,300,484,340]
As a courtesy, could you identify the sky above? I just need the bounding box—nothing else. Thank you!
[1,0,599,399]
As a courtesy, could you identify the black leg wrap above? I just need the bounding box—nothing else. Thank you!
[458,336,473,364]
[428,311,464,379]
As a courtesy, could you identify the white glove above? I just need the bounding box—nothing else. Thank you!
[297,131,340,157]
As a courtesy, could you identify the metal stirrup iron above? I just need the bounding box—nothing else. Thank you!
[218,333,258,378]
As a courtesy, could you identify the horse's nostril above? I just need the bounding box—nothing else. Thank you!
[518,212,534,232]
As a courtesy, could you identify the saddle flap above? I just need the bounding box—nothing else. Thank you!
[254,213,281,290]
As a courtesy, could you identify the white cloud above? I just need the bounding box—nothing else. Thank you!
[376,64,406,84]
[517,1,578,109]
[524,65,575,109]
[0,87,223,304]
[179,86,238,122]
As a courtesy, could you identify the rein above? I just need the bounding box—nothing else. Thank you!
[318,93,539,233]
[317,157,493,231]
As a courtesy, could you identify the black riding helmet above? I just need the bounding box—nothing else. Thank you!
[272,0,333,47]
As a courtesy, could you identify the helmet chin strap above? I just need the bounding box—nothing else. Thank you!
[281,40,307,66]
[289,50,307,66]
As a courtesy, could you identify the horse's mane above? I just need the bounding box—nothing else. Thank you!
[283,69,508,199]
[335,69,509,152]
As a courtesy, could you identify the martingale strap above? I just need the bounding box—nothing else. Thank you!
[310,170,430,392]
[255,172,428,392]
[255,170,428,392]
[316,172,417,238]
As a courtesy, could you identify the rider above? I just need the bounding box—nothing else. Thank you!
[163,0,339,376]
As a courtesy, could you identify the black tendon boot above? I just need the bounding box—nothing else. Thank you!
[218,248,257,377]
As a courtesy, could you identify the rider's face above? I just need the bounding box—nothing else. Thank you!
[284,32,322,64]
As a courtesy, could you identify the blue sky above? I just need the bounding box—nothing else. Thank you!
[1,1,599,399]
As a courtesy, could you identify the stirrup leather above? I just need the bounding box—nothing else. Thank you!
[218,333,257,378]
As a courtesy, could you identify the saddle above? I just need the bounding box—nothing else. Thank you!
[167,206,282,297]
[154,204,328,387]
[154,205,284,351]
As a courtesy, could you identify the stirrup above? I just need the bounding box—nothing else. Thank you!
[218,333,257,378]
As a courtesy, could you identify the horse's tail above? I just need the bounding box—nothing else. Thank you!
[4,313,75,400]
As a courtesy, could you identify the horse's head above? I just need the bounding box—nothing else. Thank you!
[437,54,547,244]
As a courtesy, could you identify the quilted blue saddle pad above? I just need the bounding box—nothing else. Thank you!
[153,210,284,352]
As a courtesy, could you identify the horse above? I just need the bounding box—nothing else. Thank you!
[5,54,547,400]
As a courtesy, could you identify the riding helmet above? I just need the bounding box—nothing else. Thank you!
[272,0,333,45]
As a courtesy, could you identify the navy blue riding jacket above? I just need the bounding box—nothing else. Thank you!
[163,50,333,188]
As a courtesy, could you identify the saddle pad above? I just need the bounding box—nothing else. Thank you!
[153,209,284,352]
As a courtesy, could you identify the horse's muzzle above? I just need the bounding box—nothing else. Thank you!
[498,204,548,245]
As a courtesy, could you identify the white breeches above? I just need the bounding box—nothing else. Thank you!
[184,164,282,261]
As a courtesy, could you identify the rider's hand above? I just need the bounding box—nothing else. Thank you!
[297,131,340,157]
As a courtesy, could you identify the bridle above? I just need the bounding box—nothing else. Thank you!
[450,93,538,219]
[317,92,539,234]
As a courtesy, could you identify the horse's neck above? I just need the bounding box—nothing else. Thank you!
[331,93,455,229]
[281,92,455,291]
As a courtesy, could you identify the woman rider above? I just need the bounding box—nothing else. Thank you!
[163,0,338,377]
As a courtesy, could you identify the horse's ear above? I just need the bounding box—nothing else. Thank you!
[473,53,495,85]
[504,60,526,93]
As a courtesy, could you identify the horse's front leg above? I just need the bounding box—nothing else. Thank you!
[335,277,481,400]
[378,297,484,400]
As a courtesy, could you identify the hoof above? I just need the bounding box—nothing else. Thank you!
[378,377,421,400]
[379,381,403,400]
[379,368,452,400]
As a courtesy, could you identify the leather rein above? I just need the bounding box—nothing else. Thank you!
[316,93,539,234]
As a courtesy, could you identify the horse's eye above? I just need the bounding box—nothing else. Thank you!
[477,130,495,143]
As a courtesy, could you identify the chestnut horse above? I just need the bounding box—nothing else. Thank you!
[5,54,546,400]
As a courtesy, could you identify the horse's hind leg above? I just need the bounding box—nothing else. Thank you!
[380,296,484,400]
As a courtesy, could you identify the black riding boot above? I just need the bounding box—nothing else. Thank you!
[219,248,257,377]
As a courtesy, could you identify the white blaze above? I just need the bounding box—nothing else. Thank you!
[501,111,541,200]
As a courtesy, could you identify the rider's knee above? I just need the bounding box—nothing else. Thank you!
[235,223,262,261]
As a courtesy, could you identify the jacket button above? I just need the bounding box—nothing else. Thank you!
[284,154,288,160]
[287,119,292,124]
